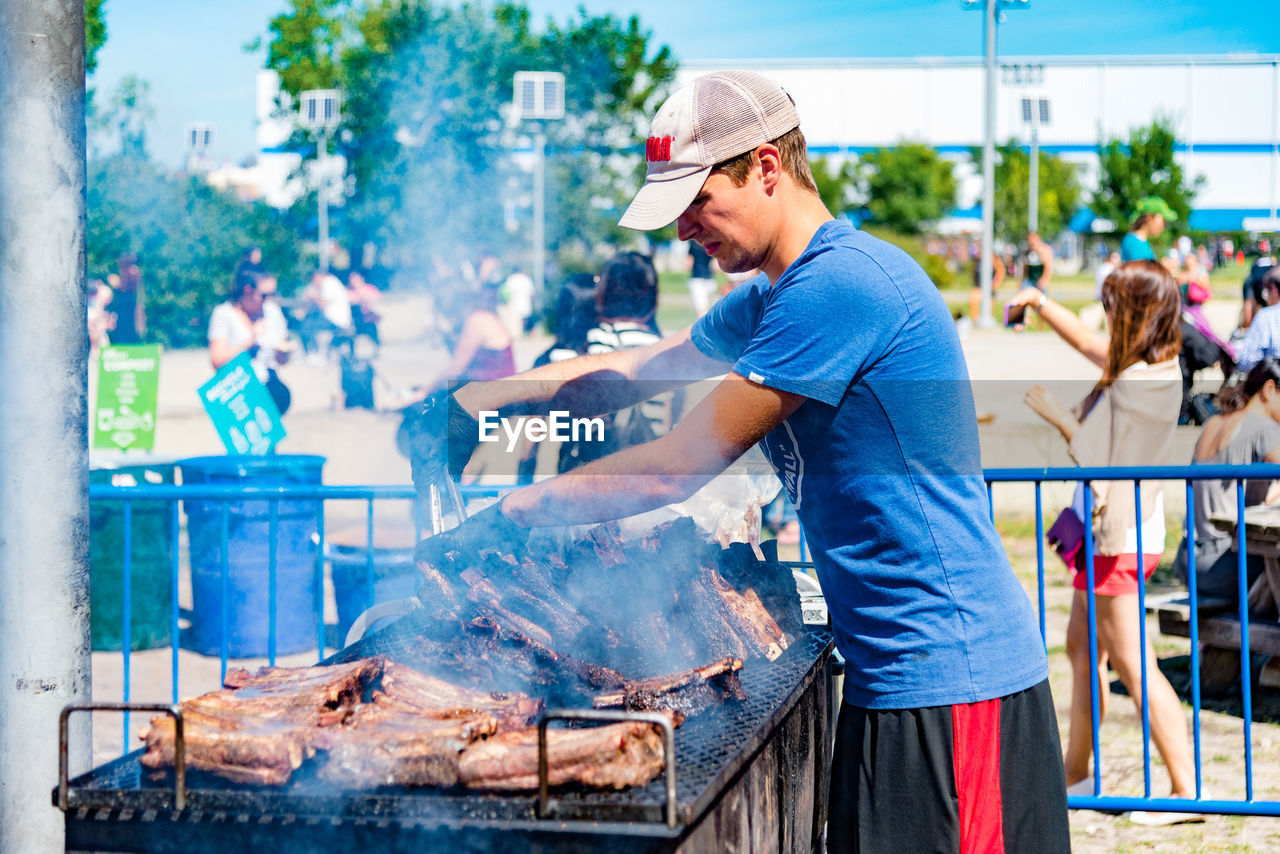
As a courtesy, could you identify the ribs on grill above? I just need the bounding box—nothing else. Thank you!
[414,516,801,680]
[139,657,384,785]
[458,710,680,792]
[593,657,746,717]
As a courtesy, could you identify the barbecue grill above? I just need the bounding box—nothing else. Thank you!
[57,614,835,853]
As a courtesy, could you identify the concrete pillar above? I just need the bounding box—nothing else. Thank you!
[0,1,91,851]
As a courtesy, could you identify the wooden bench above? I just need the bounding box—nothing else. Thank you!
[1147,591,1280,696]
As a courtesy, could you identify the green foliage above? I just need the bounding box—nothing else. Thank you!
[86,0,107,74]
[261,0,348,94]
[88,154,309,348]
[970,141,1081,242]
[862,226,954,289]
[261,0,677,279]
[92,75,153,158]
[87,80,307,349]
[811,155,857,217]
[1090,118,1203,240]
[855,143,957,235]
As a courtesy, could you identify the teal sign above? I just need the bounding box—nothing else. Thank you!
[197,352,285,455]
[93,345,162,451]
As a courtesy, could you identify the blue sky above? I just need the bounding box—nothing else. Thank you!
[93,0,1280,167]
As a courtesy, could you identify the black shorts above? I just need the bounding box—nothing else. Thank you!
[828,679,1070,854]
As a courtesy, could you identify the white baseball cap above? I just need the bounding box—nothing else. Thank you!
[618,70,801,231]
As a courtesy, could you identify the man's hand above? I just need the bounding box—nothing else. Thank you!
[397,388,481,489]
[414,500,529,568]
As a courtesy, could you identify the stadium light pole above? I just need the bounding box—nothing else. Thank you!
[1022,96,1050,234]
[964,0,1029,327]
[514,72,565,299]
[183,122,215,173]
[299,90,341,272]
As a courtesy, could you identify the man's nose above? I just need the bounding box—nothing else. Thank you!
[676,211,697,241]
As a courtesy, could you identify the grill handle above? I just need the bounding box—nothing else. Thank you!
[536,708,678,829]
[58,703,186,812]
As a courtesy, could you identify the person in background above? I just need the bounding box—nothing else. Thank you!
[499,268,536,340]
[1177,257,1236,425]
[515,272,603,483]
[558,251,679,473]
[346,270,382,344]
[1240,254,1277,329]
[209,270,293,415]
[87,279,116,353]
[1022,232,1054,292]
[1120,196,1176,263]
[235,245,264,280]
[1232,268,1280,374]
[111,253,146,344]
[969,250,1006,322]
[1013,260,1199,824]
[298,268,354,358]
[1173,358,1280,604]
[437,283,515,384]
[686,239,716,316]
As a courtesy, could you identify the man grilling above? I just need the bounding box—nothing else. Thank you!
[410,71,1069,852]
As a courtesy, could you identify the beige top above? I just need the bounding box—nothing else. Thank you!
[1067,358,1181,555]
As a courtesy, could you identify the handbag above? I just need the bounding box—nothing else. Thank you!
[1046,507,1085,568]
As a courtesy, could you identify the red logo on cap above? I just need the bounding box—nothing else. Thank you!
[646,136,673,162]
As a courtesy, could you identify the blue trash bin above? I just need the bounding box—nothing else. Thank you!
[179,455,325,657]
[329,540,421,644]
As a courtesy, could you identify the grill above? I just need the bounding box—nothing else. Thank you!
[57,618,835,853]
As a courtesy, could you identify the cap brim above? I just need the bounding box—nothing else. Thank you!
[618,165,711,230]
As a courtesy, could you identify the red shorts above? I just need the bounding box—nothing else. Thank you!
[1071,552,1160,596]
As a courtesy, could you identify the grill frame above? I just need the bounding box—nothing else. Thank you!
[57,629,833,852]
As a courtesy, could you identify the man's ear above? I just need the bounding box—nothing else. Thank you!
[756,143,783,191]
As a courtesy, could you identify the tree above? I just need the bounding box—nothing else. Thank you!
[811,155,858,218]
[970,141,1082,243]
[1091,118,1202,238]
[261,0,677,280]
[86,0,107,74]
[855,143,957,235]
[87,79,308,348]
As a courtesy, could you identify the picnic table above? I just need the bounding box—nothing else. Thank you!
[1150,506,1280,695]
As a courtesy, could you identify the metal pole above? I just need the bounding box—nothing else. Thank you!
[977,0,997,328]
[1270,60,1278,222]
[1029,120,1039,235]
[0,1,91,851]
[318,129,330,272]
[533,128,546,300]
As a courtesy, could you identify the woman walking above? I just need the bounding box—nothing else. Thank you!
[1009,260,1200,824]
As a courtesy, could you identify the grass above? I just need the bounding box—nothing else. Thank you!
[658,259,1255,334]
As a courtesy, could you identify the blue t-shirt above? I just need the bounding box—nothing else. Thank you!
[1120,232,1156,262]
[692,220,1047,709]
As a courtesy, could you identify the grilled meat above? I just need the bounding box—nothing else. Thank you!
[376,659,543,731]
[458,711,679,791]
[316,703,491,788]
[592,657,746,716]
[140,658,387,784]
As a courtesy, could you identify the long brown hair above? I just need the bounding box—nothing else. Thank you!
[1079,260,1181,413]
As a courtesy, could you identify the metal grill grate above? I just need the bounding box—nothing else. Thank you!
[59,628,832,828]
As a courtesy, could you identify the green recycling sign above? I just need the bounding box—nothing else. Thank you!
[93,345,162,451]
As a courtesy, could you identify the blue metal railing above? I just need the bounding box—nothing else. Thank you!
[985,464,1280,818]
[88,466,1280,817]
